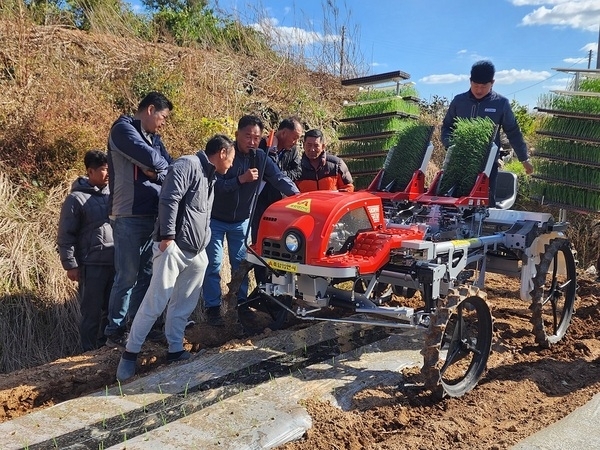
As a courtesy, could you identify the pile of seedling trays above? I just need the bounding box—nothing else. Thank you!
[532,68,600,212]
[338,70,421,189]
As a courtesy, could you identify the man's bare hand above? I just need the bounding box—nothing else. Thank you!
[159,239,174,252]
[67,268,80,282]
[522,160,534,175]
[239,168,259,184]
[143,168,158,180]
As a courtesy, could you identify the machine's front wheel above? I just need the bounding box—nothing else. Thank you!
[421,286,493,398]
[530,238,577,347]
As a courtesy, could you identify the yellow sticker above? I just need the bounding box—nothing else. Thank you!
[286,199,311,213]
[266,259,298,273]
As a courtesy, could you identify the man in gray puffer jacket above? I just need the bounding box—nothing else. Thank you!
[116,134,236,382]
[57,150,114,352]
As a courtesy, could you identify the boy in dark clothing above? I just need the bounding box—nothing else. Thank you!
[57,150,114,352]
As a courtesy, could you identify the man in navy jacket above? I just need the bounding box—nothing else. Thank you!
[105,92,174,346]
[441,60,533,206]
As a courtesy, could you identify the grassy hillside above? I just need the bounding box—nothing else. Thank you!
[0,16,347,372]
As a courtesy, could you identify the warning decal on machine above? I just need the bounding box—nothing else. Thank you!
[367,205,380,223]
[286,199,311,213]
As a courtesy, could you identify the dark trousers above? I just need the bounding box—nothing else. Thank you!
[79,265,114,351]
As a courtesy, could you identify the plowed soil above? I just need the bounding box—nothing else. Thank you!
[1,272,599,450]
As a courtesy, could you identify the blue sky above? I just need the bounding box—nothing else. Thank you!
[202,0,600,109]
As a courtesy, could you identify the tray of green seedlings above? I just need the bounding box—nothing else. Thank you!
[534,159,600,190]
[530,179,600,212]
[437,117,496,198]
[535,137,600,162]
[345,155,387,175]
[337,134,403,156]
[342,87,420,120]
[537,93,600,120]
[353,84,419,102]
[535,138,600,166]
[338,116,417,140]
[352,175,373,190]
[536,116,600,143]
[379,123,434,191]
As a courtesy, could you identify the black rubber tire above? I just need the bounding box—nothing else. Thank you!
[530,238,577,348]
[421,286,493,398]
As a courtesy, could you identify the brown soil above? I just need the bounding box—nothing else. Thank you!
[1,272,599,450]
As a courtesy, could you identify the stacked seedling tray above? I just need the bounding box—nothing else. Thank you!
[531,68,600,212]
[338,70,421,189]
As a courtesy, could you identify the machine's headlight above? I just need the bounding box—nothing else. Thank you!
[285,232,301,252]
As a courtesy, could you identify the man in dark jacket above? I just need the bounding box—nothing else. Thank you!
[116,135,235,382]
[104,92,174,347]
[441,60,533,206]
[253,116,303,240]
[57,150,114,352]
[203,115,300,327]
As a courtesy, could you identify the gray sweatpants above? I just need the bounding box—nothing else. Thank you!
[126,242,208,354]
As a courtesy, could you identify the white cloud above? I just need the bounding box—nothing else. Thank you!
[511,0,571,5]
[518,0,600,32]
[581,42,598,52]
[250,17,340,46]
[457,49,468,55]
[419,73,469,84]
[563,57,590,64]
[370,62,387,67]
[420,69,551,85]
[495,69,552,84]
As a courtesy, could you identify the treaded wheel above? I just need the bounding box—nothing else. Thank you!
[421,286,493,398]
[530,238,577,348]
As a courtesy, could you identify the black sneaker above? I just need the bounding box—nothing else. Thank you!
[105,332,128,349]
[167,350,192,363]
[206,306,225,327]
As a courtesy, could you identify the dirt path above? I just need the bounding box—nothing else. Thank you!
[1,273,599,449]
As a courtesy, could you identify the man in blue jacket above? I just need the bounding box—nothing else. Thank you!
[105,92,174,347]
[116,135,236,382]
[441,60,534,206]
[203,115,300,327]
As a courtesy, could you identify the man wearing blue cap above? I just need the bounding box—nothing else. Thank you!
[441,60,534,206]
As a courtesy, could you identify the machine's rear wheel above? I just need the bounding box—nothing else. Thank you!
[421,286,493,397]
[530,238,577,347]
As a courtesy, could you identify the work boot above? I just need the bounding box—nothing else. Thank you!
[116,351,138,382]
[206,306,224,327]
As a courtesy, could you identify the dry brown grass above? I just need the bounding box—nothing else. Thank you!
[0,16,346,372]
